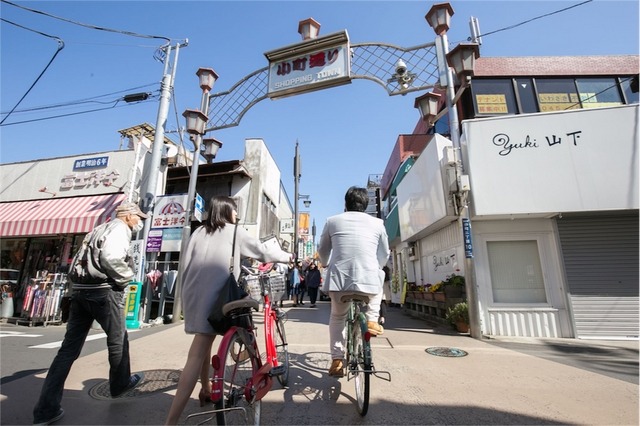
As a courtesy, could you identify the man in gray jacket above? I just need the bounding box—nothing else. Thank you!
[318,186,390,377]
[33,202,147,425]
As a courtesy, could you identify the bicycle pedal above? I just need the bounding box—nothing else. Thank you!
[269,365,286,377]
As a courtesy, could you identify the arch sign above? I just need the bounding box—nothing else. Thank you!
[265,30,351,99]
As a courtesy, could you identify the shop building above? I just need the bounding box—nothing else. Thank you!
[385,55,639,339]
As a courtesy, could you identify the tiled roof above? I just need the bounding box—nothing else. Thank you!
[474,55,639,77]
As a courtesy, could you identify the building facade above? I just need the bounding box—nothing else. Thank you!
[387,55,639,339]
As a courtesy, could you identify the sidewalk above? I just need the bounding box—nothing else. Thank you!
[1,302,637,425]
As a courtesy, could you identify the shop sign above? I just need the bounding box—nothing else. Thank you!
[73,156,109,170]
[280,218,294,234]
[60,169,121,191]
[161,228,183,252]
[146,229,163,253]
[265,30,351,99]
[151,194,188,229]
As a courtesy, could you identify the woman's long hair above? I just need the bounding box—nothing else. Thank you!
[203,196,237,234]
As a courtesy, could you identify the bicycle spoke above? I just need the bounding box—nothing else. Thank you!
[218,330,262,425]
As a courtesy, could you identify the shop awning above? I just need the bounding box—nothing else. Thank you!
[0,193,126,237]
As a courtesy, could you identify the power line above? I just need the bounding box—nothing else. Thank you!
[465,0,593,42]
[1,0,172,42]
[1,84,159,114]
[0,99,155,127]
[0,18,64,125]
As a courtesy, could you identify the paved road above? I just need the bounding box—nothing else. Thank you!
[1,301,637,425]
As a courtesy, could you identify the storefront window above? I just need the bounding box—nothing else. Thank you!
[0,238,27,270]
[536,79,580,112]
[471,79,517,116]
[621,75,639,104]
[576,78,623,109]
[488,240,547,303]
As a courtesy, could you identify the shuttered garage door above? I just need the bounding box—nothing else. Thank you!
[557,212,639,339]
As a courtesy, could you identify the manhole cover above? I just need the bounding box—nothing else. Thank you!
[89,369,181,400]
[425,347,468,357]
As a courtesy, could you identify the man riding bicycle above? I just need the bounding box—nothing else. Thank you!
[317,186,390,377]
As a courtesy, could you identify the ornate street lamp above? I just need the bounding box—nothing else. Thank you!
[414,92,441,126]
[447,43,480,83]
[202,137,223,163]
[425,2,454,36]
[298,17,321,40]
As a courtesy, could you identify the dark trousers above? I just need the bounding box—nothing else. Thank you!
[33,288,131,422]
[308,287,319,304]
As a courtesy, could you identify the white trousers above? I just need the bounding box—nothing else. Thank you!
[328,290,382,360]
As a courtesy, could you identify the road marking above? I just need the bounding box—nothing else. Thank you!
[29,329,140,349]
[0,331,43,338]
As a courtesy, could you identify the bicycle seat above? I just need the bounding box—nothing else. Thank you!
[223,297,259,316]
[339,293,371,304]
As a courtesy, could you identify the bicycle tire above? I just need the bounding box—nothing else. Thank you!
[353,312,370,416]
[216,329,262,425]
[274,314,290,387]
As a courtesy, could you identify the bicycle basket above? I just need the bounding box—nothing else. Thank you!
[266,273,286,301]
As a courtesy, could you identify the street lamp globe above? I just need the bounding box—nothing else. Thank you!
[182,109,208,135]
[414,92,441,126]
[298,17,321,40]
[303,199,311,208]
[425,2,454,35]
[202,137,223,163]
[196,67,218,92]
[446,43,480,82]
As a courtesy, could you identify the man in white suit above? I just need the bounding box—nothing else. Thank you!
[318,186,390,377]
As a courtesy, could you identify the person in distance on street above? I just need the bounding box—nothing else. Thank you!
[317,186,390,377]
[304,261,322,307]
[33,201,147,426]
[165,196,294,425]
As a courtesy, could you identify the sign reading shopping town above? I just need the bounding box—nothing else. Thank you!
[265,30,351,99]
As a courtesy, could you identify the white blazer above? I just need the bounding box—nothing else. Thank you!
[318,211,390,295]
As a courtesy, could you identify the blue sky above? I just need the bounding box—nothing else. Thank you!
[1,0,638,237]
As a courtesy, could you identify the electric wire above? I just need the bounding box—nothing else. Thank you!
[463,0,593,43]
[1,0,171,42]
[1,84,158,114]
[0,18,65,125]
[0,101,148,127]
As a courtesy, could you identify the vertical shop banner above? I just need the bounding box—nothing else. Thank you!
[298,212,310,236]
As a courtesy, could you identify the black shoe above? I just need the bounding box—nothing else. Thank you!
[310,304,316,308]
[300,302,304,305]
[33,408,64,426]
[112,373,144,398]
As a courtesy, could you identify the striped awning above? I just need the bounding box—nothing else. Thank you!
[0,193,126,237]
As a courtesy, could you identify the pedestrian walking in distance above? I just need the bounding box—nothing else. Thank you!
[33,201,148,425]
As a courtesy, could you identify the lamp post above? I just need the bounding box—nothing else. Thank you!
[172,67,219,324]
[424,2,482,339]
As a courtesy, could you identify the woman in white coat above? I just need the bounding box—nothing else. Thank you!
[165,196,293,425]
[317,186,390,377]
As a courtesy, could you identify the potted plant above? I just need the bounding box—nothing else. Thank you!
[429,281,445,301]
[443,274,465,298]
[445,301,469,333]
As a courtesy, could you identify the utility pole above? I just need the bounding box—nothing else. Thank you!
[138,41,185,322]
[293,141,301,259]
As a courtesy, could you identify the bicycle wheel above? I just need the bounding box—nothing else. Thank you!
[353,313,370,416]
[216,329,262,425]
[274,313,289,387]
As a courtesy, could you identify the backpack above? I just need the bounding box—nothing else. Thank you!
[68,222,111,284]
